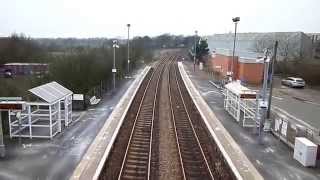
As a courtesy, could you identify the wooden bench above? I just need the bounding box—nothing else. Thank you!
[89,96,101,105]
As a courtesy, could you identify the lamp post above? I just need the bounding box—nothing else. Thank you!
[194,30,198,72]
[112,40,119,91]
[127,24,131,77]
[231,17,240,80]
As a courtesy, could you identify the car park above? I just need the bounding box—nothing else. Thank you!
[281,77,305,88]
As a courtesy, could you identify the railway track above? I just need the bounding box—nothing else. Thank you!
[117,57,170,180]
[99,52,235,180]
[168,61,214,180]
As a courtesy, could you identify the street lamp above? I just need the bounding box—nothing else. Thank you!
[231,17,240,81]
[112,40,119,91]
[194,30,198,72]
[127,24,131,77]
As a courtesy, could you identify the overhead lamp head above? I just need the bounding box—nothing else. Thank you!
[232,17,240,22]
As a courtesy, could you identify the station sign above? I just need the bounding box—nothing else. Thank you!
[0,103,24,110]
[240,94,256,99]
[0,97,22,101]
[0,97,25,110]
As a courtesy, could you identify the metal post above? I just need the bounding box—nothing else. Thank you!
[231,22,238,80]
[127,24,130,76]
[18,113,22,143]
[49,105,52,139]
[0,112,5,157]
[258,49,270,144]
[231,17,240,80]
[113,43,116,91]
[58,101,61,132]
[194,30,198,72]
[267,41,278,118]
[28,105,32,138]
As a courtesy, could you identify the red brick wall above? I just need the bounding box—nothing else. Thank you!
[209,54,264,85]
[210,54,238,79]
[238,62,264,85]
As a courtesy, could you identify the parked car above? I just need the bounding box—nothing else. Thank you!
[281,77,305,88]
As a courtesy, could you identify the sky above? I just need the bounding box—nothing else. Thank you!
[0,0,319,38]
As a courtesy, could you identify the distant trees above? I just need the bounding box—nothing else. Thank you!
[252,33,304,61]
[0,33,45,64]
[0,33,201,97]
[196,38,209,63]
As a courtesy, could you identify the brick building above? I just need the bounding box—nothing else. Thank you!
[0,63,48,77]
[209,53,264,85]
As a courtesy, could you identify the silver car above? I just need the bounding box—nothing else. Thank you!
[281,77,305,88]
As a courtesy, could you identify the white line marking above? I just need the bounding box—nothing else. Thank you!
[272,106,315,130]
[272,96,283,100]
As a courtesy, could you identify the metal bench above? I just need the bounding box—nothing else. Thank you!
[89,96,101,105]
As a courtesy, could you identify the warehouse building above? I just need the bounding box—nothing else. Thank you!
[209,51,264,85]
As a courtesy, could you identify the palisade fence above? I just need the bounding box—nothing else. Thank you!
[203,65,320,151]
[84,76,125,108]
[270,108,320,149]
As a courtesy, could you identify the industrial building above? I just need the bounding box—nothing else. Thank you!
[0,63,48,77]
[206,32,314,61]
[208,52,264,85]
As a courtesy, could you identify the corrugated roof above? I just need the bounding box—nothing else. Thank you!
[28,81,72,103]
[225,81,256,96]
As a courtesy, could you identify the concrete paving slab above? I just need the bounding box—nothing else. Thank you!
[70,66,151,180]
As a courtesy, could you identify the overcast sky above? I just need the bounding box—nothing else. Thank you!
[0,0,319,38]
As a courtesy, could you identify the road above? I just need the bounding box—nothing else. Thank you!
[271,76,320,130]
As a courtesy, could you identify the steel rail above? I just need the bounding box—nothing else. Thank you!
[117,57,167,180]
[169,60,214,179]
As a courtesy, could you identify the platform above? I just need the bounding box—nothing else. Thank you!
[178,62,263,180]
[70,66,151,180]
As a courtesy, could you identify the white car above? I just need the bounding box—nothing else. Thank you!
[281,77,305,88]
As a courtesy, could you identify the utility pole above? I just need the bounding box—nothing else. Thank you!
[267,41,278,118]
[231,17,240,80]
[0,112,5,157]
[194,30,198,72]
[258,49,271,144]
[127,24,131,77]
[112,40,119,91]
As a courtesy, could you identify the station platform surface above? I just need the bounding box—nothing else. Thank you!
[178,62,263,180]
[70,66,151,180]
[181,61,320,180]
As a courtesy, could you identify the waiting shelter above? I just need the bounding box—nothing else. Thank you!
[224,81,258,127]
[7,82,73,139]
